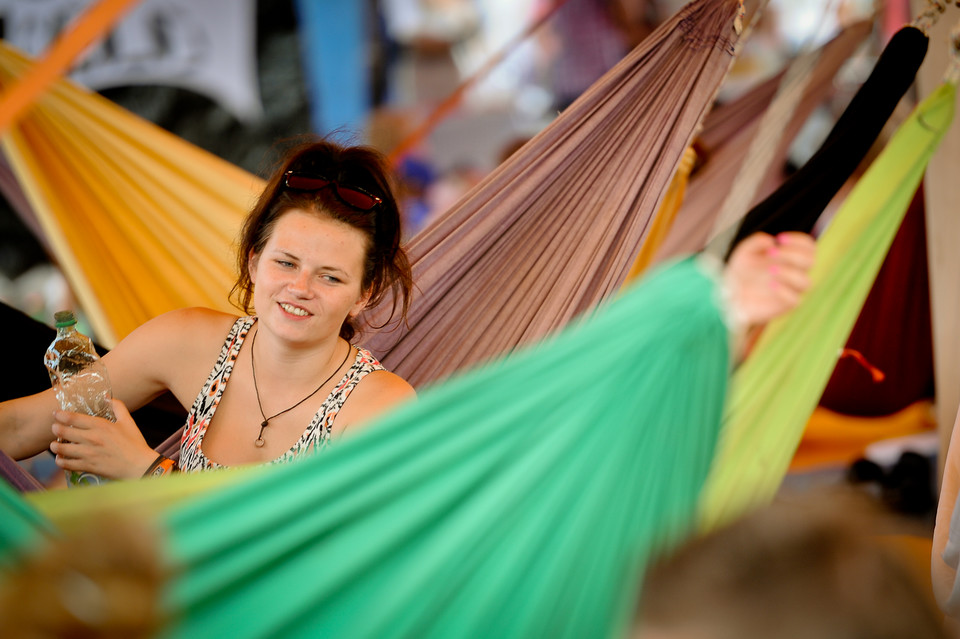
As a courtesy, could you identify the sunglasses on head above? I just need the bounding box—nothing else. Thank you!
[283,171,383,211]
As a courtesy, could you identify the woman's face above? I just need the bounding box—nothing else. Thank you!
[248,208,370,345]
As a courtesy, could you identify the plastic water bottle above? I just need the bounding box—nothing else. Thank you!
[44,310,114,487]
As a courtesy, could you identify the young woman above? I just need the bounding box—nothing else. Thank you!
[0,137,816,480]
[0,139,416,478]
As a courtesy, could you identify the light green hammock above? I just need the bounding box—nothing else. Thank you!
[1,258,731,639]
[698,79,956,530]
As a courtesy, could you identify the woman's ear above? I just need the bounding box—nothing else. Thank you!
[248,249,260,282]
[349,288,372,318]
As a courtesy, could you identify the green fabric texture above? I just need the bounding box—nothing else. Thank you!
[697,81,956,530]
[0,258,728,637]
[153,257,729,638]
[0,480,54,566]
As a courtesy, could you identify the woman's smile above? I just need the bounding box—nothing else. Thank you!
[279,302,311,317]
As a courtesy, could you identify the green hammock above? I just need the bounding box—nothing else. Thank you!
[0,481,53,565]
[1,258,730,638]
[697,80,956,530]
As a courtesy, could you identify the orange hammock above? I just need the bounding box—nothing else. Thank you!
[0,42,263,347]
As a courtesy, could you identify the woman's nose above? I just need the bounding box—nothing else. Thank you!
[288,269,313,295]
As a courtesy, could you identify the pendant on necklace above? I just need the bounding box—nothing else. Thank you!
[255,421,268,448]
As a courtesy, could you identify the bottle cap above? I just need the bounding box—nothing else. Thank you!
[54,310,78,328]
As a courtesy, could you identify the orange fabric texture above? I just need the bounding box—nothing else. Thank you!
[790,401,936,472]
[0,44,262,346]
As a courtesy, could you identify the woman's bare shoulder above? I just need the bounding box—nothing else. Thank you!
[358,369,416,405]
[115,307,238,355]
[335,368,416,438]
[103,308,243,404]
[146,307,239,337]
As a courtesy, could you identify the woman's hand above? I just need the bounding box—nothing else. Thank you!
[49,399,157,480]
[723,231,816,329]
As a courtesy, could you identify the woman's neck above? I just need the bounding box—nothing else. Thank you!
[249,323,348,389]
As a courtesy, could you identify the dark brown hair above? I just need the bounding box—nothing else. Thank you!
[636,490,947,639]
[231,138,413,341]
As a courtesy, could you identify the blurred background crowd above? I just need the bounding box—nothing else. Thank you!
[0,0,878,329]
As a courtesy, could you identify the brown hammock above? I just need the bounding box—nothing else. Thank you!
[653,73,784,266]
[360,0,746,388]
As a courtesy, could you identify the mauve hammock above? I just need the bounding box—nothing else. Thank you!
[646,70,782,267]
[0,153,43,245]
[2,258,731,638]
[621,146,698,282]
[0,0,748,473]
[360,0,745,388]
[0,452,43,493]
[724,24,929,252]
[655,19,875,264]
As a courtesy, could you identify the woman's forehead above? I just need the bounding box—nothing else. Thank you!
[266,210,368,258]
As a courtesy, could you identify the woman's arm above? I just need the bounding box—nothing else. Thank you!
[0,307,232,478]
[933,415,960,616]
[0,389,61,460]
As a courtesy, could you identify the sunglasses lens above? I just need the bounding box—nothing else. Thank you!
[284,172,382,210]
[285,174,331,190]
[334,186,379,210]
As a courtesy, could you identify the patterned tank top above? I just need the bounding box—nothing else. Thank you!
[178,316,385,472]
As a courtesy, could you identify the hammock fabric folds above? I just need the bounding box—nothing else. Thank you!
[698,80,955,530]
[3,258,730,639]
[818,186,934,416]
[654,19,874,263]
[726,25,929,251]
[361,0,743,388]
[0,43,263,347]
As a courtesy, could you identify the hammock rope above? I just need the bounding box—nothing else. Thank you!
[387,0,571,164]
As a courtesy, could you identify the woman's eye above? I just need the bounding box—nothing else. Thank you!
[276,260,294,268]
[322,274,342,284]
